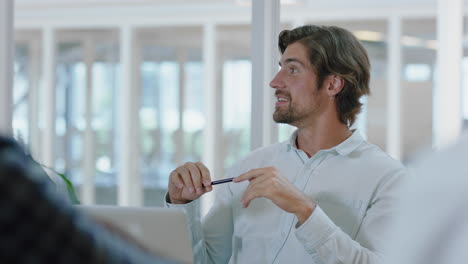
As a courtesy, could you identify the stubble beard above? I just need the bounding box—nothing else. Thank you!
[273,102,307,125]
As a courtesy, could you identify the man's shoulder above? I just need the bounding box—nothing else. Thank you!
[355,141,407,174]
[228,142,287,173]
[244,141,286,161]
[250,141,286,155]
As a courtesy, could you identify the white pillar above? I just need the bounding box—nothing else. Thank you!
[176,48,186,166]
[434,0,463,148]
[131,35,142,206]
[42,28,56,167]
[118,26,141,206]
[202,23,219,175]
[0,0,14,136]
[386,15,402,159]
[29,40,41,158]
[82,38,96,204]
[201,23,222,216]
[250,0,280,150]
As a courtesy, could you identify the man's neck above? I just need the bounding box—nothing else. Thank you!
[295,117,352,158]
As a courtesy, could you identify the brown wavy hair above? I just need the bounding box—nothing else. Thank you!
[278,25,370,126]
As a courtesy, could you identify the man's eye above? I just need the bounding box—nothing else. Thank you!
[289,67,298,73]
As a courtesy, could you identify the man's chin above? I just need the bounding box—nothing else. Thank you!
[274,120,290,124]
[273,113,291,124]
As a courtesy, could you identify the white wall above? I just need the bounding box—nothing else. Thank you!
[402,81,433,159]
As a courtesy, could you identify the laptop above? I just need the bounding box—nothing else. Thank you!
[77,205,193,264]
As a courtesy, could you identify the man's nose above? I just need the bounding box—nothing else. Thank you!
[270,71,283,89]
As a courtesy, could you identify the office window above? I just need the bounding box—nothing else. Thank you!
[13,44,30,144]
[93,41,119,204]
[222,60,251,169]
[138,27,204,206]
[404,64,431,82]
[218,25,252,172]
[54,31,120,205]
[56,42,85,186]
[140,60,180,205]
[353,96,368,138]
[183,60,205,163]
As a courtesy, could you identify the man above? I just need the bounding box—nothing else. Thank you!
[166,25,406,264]
[387,132,468,264]
[0,136,177,264]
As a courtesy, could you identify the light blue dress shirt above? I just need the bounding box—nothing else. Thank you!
[167,130,406,264]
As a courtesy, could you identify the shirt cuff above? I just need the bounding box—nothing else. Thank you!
[164,192,195,206]
[164,192,199,218]
[295,205,338,252]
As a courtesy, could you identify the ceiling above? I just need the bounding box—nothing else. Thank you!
[13,0,448,9]
[13,0,468,63]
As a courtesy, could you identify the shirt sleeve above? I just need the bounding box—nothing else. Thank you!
[295,167,406,264]
[165,182,234,264]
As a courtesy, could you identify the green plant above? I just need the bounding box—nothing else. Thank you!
[16,133,80,204]
[39,163,81,205]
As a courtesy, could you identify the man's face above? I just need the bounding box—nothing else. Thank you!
[270,42,328,127]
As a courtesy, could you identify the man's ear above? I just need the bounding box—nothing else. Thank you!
[326,75,344,97]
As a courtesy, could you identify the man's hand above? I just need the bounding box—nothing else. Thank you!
[233,167,316,225]
[168,162,213,204]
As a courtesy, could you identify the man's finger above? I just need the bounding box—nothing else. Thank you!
[186,162,203,194]
[170,170,184,189]
[240,189,261,208]
[177,166,195,193]
[233,168,266,183]
[195,162,212,187]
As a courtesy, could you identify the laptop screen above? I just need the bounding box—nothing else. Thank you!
[77,205,193,264]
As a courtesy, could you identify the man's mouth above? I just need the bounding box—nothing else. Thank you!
[275,96,289,107]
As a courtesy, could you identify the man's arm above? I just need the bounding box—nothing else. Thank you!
[295,169,405,263]
[166,182,234,264]
[235,165,405,264]
[166,162,235,264]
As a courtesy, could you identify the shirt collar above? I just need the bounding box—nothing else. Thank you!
[287,129,299,151]
[333,130,364,156]
[286,129,364,156]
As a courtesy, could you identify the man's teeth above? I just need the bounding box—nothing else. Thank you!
[278,98,288,102]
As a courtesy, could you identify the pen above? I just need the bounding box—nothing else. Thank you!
[211,177,234,185]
